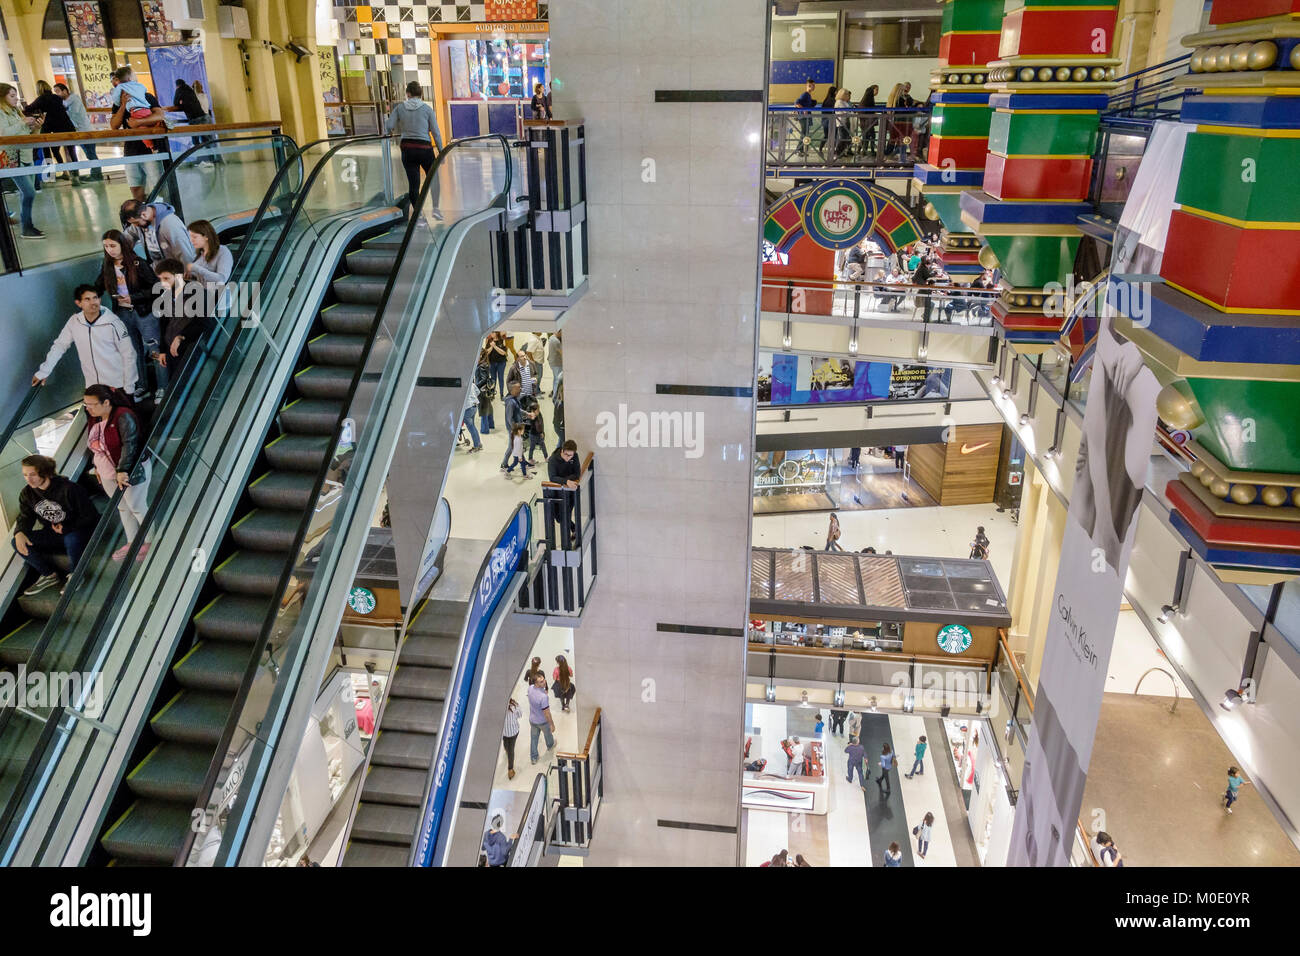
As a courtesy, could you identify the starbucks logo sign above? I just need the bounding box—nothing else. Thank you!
[936,623,973,655]
[348,586,377,615]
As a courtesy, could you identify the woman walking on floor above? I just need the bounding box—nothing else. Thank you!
[913,811,934,859]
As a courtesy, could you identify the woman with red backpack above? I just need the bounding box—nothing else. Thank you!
[84,384,150,559]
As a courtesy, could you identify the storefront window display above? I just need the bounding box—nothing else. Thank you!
[942,716,1014,866]
[742,702,829,814]
[753,448,843,510]
[749,619,903,653]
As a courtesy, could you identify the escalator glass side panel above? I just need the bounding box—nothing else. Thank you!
[0,137,406,864]
[194,137,514,866]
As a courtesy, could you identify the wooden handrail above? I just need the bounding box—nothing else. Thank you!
[555,706,601,760]
[0,119,282,148]
[997,628,1034,713]
[1078,817,1101,866]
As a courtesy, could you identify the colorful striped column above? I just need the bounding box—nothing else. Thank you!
[1118,0,1300,583]
[960,0,1120,350]
[913,0,1004,277]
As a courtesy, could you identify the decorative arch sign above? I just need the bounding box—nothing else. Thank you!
[764,179,923,255]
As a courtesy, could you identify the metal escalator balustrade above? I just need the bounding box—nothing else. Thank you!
[0,133,410,865]
[172,135,515,867]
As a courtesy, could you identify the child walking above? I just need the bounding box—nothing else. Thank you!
[504,423,530,477]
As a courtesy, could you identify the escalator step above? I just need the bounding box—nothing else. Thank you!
[379,697,443,735]
[0,619,41,666]
[307,332,368,367]
[351,802,420,845]
[212,549,290,597]
[319,303,376,336]
[248,470,318,511]
[345,247,400,276]
[150,690,232,745]
[342,840,410,867]
[332,274,389,305]
[401,633,460,669]
[125,742,211,802]
[101,800,192,865]
[231,509,301,552]
[279,398,345,436]
[193,594,276,642]
[173,641,252,693]
[294,365,355,400]
[370,730,438,770]
[16,585,63,623]
[265,433,332,472]
[391,665,450,702]
[360,765,427,807]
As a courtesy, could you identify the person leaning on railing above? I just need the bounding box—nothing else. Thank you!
[0,82,43,238]
[55,82,102,182]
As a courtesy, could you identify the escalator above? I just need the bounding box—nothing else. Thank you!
[98,225,406,864]
[342,595,467,865]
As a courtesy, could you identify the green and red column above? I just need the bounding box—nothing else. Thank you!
[961,0,1121,351]
[913,0,1004,278]
[1117,0,1300,583]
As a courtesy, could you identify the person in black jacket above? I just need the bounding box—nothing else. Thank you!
[23,79,76,178]
[545,440,582,547]
[912,255,938,324]
[84,385,150,559]
[12,454,97,594]
[98,229,160,400]
[154,258,215,399]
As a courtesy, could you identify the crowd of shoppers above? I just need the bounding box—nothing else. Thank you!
[790,78,928,162]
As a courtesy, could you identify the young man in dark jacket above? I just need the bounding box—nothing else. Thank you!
[499,382,527,471]
[545,440,582,547]
[13,454,98,594]
[154,258,216,396]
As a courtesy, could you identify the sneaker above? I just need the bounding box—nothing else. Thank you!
[23,573,60,595]
[21,228,46,239]
[1226,807,1233,813]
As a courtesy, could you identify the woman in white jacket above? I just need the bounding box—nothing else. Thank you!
[32,285,138,397]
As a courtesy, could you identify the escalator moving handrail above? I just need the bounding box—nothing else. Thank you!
[189,134,512,867]
[0,133,401,853]
[0,387,42,460]
[144,130,300,208]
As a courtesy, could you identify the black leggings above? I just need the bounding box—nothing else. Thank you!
[400,141,435,214]
[503,733,517,771]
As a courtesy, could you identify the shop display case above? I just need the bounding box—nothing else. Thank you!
[445,36,549,139]
[752,449,843,509]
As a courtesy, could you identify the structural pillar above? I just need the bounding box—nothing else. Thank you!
[1119,0,1300,584]
[961,0,1122,351]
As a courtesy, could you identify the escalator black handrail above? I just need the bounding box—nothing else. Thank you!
[182,134,513,866]
[0,386,43,463]
[0,133,400,856]
[144,130,301,209]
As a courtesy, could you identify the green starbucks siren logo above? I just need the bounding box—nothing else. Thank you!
[936,623,973,655]
[348,587,376,615]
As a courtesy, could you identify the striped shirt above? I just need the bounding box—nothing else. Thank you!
[503,702,521,738]
[518,360,536,396]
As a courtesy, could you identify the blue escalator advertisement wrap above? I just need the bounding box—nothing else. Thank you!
[413,503,531,866]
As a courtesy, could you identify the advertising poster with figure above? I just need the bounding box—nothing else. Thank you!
[319,48,346,135]
[761,352,950,405]
[64,1,115,111]
[140,0,182,45]
[1008,312,1160,866]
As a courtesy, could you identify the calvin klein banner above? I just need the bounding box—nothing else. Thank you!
[1008,316,1159,866]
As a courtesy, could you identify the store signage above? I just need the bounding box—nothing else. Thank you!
[802,180,877,250]
[414,503,531,867]
[1008,472,1023,486]
[936,624,973,655]
[347,587,376,615]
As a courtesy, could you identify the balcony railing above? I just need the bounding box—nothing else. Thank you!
[518,453,597,619]
[766,106,932,170]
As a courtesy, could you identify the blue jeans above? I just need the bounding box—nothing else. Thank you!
[847,759,867,786]
[529,721,554,762]
[917,838,929,856]
[525,432,545,460]
[14,525,92,577]
[490,361,505,396]
[461,407,481,448]
[480,409,495,432]
[11,169,35,230]
[1226,787,1239,809]
[115,306,160,391]
[505,456,529,476]
[907,757,924,777]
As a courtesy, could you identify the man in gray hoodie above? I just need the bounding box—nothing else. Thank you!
[384,80,444,220]
[120,199,196,267]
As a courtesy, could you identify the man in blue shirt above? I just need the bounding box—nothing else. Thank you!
[794,79,816,156]
[845,736,867,786]
[500,381,526,471]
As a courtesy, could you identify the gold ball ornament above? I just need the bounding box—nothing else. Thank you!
[1216,48,1234,71]
[1020,68,1036,82]
[1190,50,1205,72]
[1072,67,1088,82]
[1056,67,1071,81]
[1090,67,1106,81]
[1262,485,1289,507]
[923,202,940,220]
[1230,484,1257,505]
[1190,461,1208,479]
[1291,44,1300,71]
[1210,479,1231,498]
[1038,67,1054,82]
[1247,41,1277,71]
[1155,383,1204,430]
[1230,43,1252,72]
[978,245,998,269]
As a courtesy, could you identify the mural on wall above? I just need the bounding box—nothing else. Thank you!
[140,0,182,45]
[759,352,951,406]
[145,43,211,151]
[64,1,114,110]
[319,47,347,134]
[764,179,923,256]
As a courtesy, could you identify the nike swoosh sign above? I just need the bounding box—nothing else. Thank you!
[959,442,992,455]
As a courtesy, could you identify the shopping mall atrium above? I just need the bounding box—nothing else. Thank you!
[0,0,1293,902]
